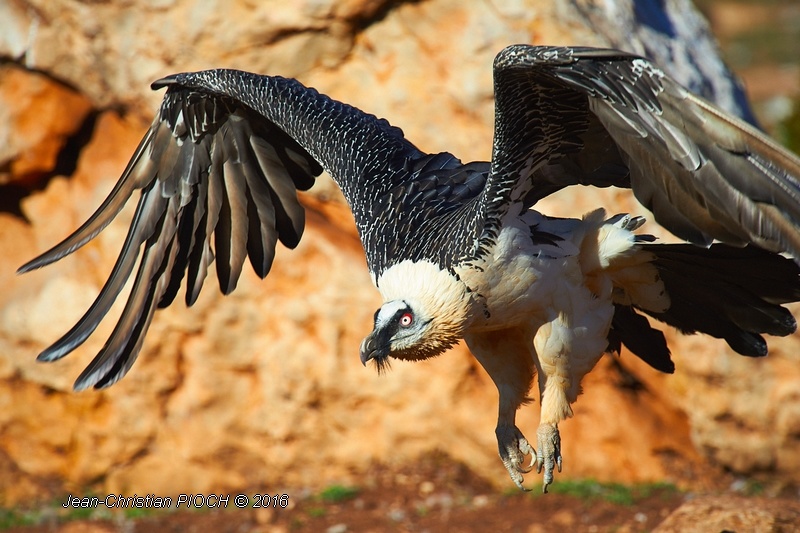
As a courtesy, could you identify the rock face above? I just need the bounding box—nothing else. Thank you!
[0,0,799,506]
[0,65,92,186]
[654,495,800,533]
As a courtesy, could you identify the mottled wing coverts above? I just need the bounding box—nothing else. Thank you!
[484,45,800,259]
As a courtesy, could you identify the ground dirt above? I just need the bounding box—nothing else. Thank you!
[3,452,798,533]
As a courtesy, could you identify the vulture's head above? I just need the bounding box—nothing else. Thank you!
[360,260,472,373]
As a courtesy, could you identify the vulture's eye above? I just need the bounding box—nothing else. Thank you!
[399,312,414,327]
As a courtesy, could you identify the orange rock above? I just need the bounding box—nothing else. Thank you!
[654,495,800,532]
[0,65,92,187]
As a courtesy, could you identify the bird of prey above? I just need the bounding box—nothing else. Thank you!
[19,45,800,492]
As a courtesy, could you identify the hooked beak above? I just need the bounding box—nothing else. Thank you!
[359,332,390,368]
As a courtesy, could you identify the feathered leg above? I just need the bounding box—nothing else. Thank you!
[532,297,613,492]
[465,328,537,490]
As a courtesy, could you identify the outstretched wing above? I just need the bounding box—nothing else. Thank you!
[482,45,800,259]
[18,70,431,390]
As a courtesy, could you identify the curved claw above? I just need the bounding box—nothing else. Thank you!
[511,472,532,492]
[515,462,533,474]
[535,423,563,493]
[515,438,535,473]
[497,425,535,490]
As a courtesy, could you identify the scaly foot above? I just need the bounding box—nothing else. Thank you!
[496,424,535,490]
[535,423,563,493]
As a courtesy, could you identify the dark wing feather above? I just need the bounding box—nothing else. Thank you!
[75,196,180,391]
[19,68,457,390]
[167,70,490,277]
[18,81,324,390]
[608,304,674,374]
[641,243,800,358]
[483,45,800,259]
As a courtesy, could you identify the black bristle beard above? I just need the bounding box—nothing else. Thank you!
[372,356,392,375]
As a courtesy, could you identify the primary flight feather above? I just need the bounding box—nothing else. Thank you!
[20,45,800,491]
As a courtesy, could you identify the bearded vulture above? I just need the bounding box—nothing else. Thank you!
[19,45,800,492]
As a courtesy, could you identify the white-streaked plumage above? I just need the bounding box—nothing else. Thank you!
[19,45,800,491]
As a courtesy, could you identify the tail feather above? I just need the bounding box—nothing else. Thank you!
[641,244,800,358]
[608,304,674,373]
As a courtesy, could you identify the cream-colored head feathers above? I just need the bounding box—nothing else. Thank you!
[376,259,473,360]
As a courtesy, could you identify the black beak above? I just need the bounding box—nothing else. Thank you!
[359,332,390,368]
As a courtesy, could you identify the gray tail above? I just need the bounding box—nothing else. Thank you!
[608,244,800,373]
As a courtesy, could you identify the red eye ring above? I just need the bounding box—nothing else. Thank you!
[399,313,413,327]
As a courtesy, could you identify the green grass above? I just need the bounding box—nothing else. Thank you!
[318,485,360,503]
[781,94,800,154]
[530,479,680,506]
[736,478,766,496]
[0,494,176,530]
[0,496,101,529]
[306,506,327,518]
[0,508,39,529]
